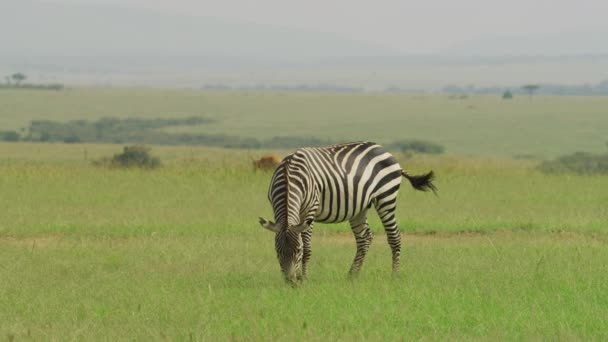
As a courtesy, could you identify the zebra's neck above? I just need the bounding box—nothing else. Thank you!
[274,153,317,228]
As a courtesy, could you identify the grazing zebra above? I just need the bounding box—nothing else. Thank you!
[259,141,436,284]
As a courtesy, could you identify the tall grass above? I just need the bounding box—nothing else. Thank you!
[1,145,606,236]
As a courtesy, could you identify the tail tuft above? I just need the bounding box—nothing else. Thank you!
[402,170,437,195]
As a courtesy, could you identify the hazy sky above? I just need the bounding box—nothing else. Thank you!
[45,0,608,54]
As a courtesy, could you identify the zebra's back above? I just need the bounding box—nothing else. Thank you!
[293,142,403,224]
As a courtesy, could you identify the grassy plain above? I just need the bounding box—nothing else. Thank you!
[1,89,608,340]
[3,231,608,340]
[1,141,608,340]
[2,89,608,157]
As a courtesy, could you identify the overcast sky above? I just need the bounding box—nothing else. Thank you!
[44,0,608,54]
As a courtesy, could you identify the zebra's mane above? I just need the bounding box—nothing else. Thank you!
[283,155,293,228]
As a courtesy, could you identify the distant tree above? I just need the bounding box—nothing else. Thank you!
[11,73,26,86]
[502,90,513,99]
[4,76,10,85]
[521,84,540,100]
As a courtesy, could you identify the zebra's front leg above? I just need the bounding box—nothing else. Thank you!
[300,226,313,280]
[348,221,373,277]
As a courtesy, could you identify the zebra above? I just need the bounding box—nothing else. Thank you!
[258,141,436,284]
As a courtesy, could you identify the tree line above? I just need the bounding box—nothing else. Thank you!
[1,116,445,154]
[442,80,608,97]
[1,72,63,90]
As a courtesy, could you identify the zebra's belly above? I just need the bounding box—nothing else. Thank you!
[313,195,371,224]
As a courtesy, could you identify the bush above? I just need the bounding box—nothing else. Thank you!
[0,130,20,142]
[96,145,161,169]
[63,135,81,143]
[538,152,608,175]
[387,139,445,155]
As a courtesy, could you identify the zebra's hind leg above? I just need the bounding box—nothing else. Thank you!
[300,225,313,280]
[375,200,402,274]
[348,214,373,277]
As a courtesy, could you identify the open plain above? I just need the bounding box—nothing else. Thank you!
[1,89,607,340]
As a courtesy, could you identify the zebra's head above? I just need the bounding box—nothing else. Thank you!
[259,217,312,284]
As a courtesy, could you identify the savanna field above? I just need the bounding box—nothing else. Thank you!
[1,89,608,340]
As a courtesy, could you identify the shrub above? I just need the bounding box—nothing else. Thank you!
[387,139,445,155]
[538,152,608,175]
[63,135,81,143]
[0,130,20,142]
[97,145,161,169]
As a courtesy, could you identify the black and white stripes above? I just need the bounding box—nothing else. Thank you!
[259,141,436,284]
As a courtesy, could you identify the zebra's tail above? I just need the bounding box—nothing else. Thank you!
[401,170,437,195]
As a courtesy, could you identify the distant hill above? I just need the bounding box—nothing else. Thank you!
[444,31,608,57]
[0,0,393,59]
[2,0,608,89]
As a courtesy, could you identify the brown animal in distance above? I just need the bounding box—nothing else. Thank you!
[253,155,281,171]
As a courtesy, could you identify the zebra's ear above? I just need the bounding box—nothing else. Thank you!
[290,218,312,234]
[259,217,279,233]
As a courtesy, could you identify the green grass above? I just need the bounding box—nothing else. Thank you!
[1,87,608,339]
[1,143,608,340]
[2,232,608,340]
[2,89,608,157]
[1,144,606,236]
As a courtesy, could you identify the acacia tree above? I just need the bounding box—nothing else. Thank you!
[11,73,26,86]
[522,84,540,101]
